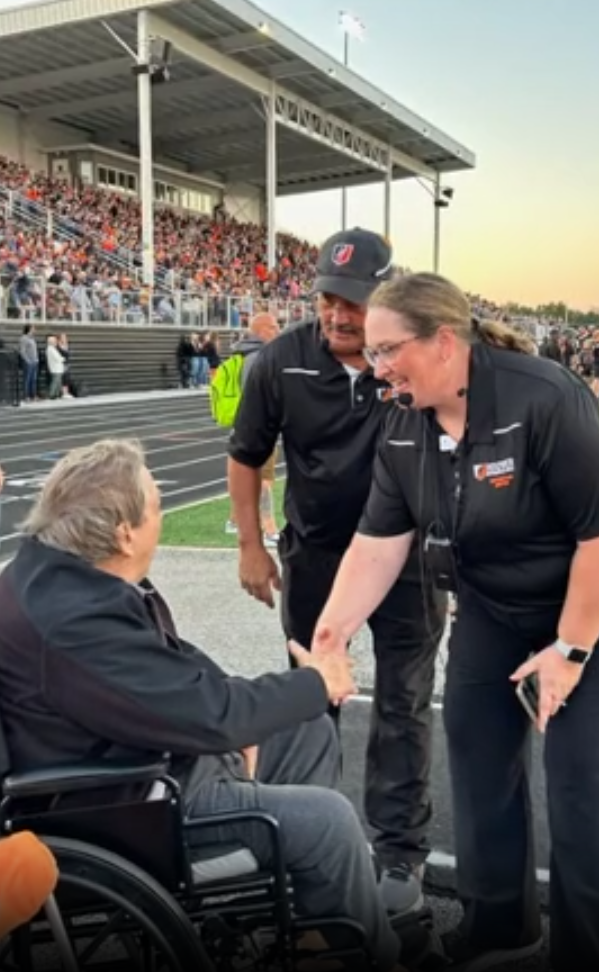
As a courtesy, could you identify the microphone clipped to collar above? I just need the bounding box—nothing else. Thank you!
[390,388,468,408]
[376,387,414,408]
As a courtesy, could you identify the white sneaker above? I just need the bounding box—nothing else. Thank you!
[263,533,279,548]
[380,863,425,916]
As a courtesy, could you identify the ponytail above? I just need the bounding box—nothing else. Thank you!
[472,317,536,355]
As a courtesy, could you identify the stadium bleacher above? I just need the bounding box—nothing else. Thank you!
[0,154,318,327]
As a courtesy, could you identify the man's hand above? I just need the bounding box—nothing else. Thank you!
[288,640,356,704]
[311,621,349,657]
[510,645,588,734]
[239,543,282,609]
[241,745,259,779]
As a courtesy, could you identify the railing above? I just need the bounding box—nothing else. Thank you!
[0,184,142,283]
[0,275,313,328]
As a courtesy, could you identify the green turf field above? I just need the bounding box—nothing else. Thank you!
[160,480,285,548]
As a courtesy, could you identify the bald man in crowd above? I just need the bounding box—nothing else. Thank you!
[226,313,281,544]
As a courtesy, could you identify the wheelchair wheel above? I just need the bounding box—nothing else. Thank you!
[5,836,215,972]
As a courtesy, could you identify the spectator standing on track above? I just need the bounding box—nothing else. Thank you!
[176,334,193,388]
[189,333,207,389]
[203,331,222,378]
[18,324,38,403]
[228,229,446,918]
[312,272,599,972]
[57,333,75,397]
[45,336,66,400]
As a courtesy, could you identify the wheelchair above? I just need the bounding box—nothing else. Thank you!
[0,748,385,972]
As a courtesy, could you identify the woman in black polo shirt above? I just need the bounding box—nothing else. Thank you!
[312,273,599,972]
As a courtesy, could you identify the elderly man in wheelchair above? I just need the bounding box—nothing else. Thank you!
[0,439,444,972]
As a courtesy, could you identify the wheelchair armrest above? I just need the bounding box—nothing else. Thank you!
[2,757,171,799]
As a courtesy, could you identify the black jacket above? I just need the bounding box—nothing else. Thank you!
[0,539,328,783]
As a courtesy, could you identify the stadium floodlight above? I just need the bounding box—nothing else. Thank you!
[339,11,366,43]
[338,11,365,230]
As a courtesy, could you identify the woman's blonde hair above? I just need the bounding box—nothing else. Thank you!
[22,438,148,564]
[369,272,536,355]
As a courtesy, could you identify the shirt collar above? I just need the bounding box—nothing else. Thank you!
[411,341,497,450]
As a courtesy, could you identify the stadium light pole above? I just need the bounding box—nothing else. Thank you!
[136,10,154,289]
[339,12,365,230]
[266,82,278,272]
[415,175,454,272]
[384,155,392,240]
[432,176,454,273]
[433,173,442,273]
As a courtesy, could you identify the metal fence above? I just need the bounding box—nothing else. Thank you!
[0,275,313,328]
[0,184,142,283]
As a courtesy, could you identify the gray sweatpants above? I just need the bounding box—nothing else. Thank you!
[183,715,399,970]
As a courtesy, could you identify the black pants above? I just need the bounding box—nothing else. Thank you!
[279,525,445,867]
[445,587,599,971]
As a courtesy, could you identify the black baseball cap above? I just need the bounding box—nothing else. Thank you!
[312,228,394,306]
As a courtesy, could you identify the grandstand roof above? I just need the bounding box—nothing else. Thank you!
[0,0,476,196]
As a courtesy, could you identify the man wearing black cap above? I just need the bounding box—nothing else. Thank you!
[228,229,445,917]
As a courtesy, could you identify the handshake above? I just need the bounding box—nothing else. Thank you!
[289,624,355,705]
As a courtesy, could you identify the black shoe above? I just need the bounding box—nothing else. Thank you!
[442,929,543,971]
[397,920,450,971]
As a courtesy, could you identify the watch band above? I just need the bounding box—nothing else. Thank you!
[553,638,592,665]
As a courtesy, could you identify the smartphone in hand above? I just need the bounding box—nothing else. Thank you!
[515,671,540,725]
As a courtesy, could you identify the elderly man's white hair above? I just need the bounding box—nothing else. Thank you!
[22,438,148,564]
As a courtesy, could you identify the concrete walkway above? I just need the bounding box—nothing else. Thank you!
[152,545,449,696]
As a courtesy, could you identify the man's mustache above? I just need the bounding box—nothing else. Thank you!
[324,323,363,335]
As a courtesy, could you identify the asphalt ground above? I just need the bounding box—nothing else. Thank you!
[0,391,551,965]
[0,389,227,556]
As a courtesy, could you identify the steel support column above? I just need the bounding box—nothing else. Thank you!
[433,171,441,273]
[266,82,277,270]
[137,10,154,287]
[384,158,392,239]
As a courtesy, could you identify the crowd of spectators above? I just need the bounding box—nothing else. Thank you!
[0,155,319,325]
[0,154,578,338]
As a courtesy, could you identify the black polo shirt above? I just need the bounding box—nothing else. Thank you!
[359,342,599,612]
[228,320,391,551]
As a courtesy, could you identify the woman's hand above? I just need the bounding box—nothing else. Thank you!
[510,645,589,733]
[311,621,349,657]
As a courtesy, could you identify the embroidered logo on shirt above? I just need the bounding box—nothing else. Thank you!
[473,458,515,489]
[331,244,355,266]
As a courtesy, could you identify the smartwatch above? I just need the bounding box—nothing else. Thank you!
[552,638,592,665]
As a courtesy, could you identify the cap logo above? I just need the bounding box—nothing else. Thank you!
[331,243,354,266]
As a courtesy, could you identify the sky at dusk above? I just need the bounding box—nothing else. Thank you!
[258,0,598,311]
[0,0,596,309]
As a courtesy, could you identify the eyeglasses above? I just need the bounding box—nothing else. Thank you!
[363,336,420,367]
